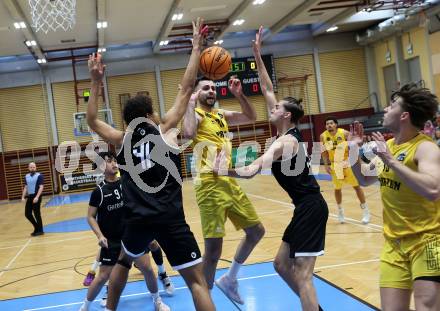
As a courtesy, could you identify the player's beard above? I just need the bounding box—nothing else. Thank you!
[200,94,216,107]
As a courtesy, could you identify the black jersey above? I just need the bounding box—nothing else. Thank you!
[271,127,321,205]
[116,121,185,222]
[89,180,125,239]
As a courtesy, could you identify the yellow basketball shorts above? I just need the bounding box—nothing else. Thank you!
[195,176,261,238]
[380,232,440,289]
[330,163,359,190]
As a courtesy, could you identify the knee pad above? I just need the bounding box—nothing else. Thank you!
[117,258,132,270]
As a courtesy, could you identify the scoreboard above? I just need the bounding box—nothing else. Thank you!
[214,54,277,100]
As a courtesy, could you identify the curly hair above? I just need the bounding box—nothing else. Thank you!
[123,95,153,125]
[391,83,439,129]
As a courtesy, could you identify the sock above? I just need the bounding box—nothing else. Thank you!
[151,291,160,302]
[360,203,368,209]
[157,264,166,275]
[82,299,92,309]
[151,248,164,266]
[90,260,99,272]
[227,259,242,280]
[337,204,343,210]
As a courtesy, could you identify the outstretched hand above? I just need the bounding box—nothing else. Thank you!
[88,53,105,82]
[252,25,264,56]
[371,132,392,165]
[192,17,208,51]
[228,76,243,97]
[348,121,365,147]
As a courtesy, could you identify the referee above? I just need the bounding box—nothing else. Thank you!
[21,162,44,236]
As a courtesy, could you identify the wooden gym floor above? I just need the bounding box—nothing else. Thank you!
[0,172,392,309]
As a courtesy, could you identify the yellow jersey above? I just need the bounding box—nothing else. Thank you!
[322,128,348,163]
[192,108,232,175]
[380,134,440,239]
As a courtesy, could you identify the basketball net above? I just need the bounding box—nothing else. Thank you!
[28,0,76,33]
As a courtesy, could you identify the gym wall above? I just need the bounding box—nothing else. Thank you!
[107,72,159,131]
[0,84,50,151]
[401,27,433,89]
[374,37,398,109]
[429,30,440,98]
[319,49,370,113]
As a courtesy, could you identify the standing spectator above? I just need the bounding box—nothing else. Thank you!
[21,162,44,236]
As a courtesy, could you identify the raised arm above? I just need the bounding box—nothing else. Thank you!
[348,122,378,186]
[87,53,124,147]
[214,136,296,179]
[252,26,277,111]
[223,77,257,126]
[373,132,440,201]
[182,90,202,139]
[161,18,206,133]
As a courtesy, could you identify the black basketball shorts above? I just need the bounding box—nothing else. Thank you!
[282,195,329,258]
[121,219,202,270]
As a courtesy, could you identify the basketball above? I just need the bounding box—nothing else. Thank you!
[199,46,232,80]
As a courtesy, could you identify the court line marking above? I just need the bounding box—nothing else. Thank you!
[21,258,379,311]
[0,238,31,280]
[0,236,94,251]
[246,193,383,232]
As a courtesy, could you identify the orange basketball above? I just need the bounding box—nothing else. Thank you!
[199,46,232,80]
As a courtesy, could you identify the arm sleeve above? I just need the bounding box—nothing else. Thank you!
[89,188,102,208]
[36,174,44,188]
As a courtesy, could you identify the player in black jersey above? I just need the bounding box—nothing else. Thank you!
[79,152,169,311]
[86,18,215,311]
[213,27,328,311]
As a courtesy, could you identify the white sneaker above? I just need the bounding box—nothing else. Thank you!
[338,208,345,224]
[100,297,106,308]
[361,207,370,224]
[215,274,244,305]
[154,297,170,311]
[159,272,175,296]
[78,303,88,311]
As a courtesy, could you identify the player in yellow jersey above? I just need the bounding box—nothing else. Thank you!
[349,83,440,311]
[182,76,265,305]
[320,117,370,224]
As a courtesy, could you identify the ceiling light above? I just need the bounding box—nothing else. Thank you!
[159,40,169,46]
[214,40,223,45]
[253,0,266,5]
[25,40,32,47]
[97,47,106,53]
[232,19,245,26]
[14,22,26,29]
[172,13,183,21]
[37,58,46,64]
[326,26,338,32]
[97,21,108,29]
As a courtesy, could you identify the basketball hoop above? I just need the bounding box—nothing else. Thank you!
[28,0,76,33]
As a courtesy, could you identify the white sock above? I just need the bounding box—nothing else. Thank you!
[157,264,165,274]
[82,299,92,310]
[227,259,242,280]
[91,260,99,272]
[337,204,343,210]
[151,291,160,302]
[360,203,368,209]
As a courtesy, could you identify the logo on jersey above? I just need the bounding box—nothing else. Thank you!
[396,152,407,161]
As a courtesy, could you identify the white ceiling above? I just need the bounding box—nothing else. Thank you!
[1,0,434,62]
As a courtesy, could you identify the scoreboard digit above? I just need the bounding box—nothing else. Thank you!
[214,54,277,99]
